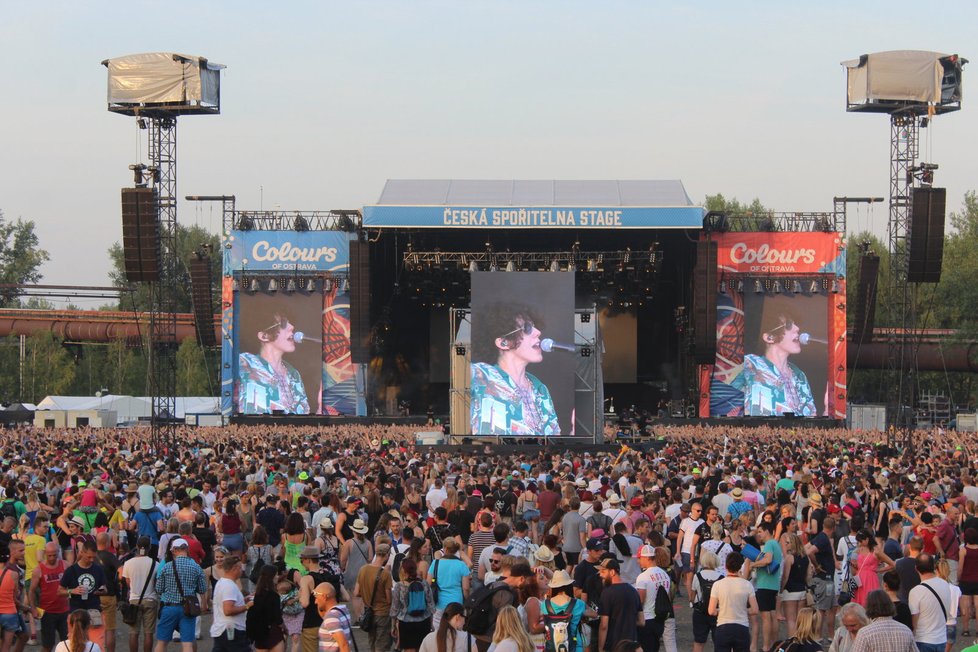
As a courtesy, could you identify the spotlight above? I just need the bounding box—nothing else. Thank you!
[286,279,297,293]
[231,278,239,292]
[809,280,819,294]
[267,278,278,292]
[339,278,349,293]
[237,213,254,231]
[587,259,597,272]
[305,279,316,292]
[455,345,466,356]
[248,279,259,293]
[469,261,479,273]
[831,279,840,293]
[505,261,516,272]
[568,260,577,273]
[489,261,498,272]
[550,260,560,272]
[772,280,782,294]
[719,281,728,294]
[736,280,744,293]
[754,279,763,294]
[294,215,310,232]
[580,313,591,323]
[323,279,333,293]
[792,280,802,294]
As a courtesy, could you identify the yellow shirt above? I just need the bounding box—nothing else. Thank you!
[23,534,45,580]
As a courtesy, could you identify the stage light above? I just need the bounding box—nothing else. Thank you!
[267,278,278,292]
[248,279,259,293]
[809,280,819,293]
[587,259,597,272]
[792,280,802,294]
[286,279,297,293]
[237,213,254,231]
[581,347,592,357]
[719,281,727,294]
[323,279,333,292]
[505,261,516,272]
[736,280,745,293]
[832,279,840,293]
[489,261,498,272]
[550,260,560,272]
[294,215,310,232]
[754,280,763,293]
[772,280,782,294]
[568,260,577,273]
[231,278,239,292]
[455,345,466,356]
[580,313,591,323]
[339,278,349,293]
[468,261,479,273]
[305,279,316,292]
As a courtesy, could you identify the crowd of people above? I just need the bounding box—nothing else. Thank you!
[0,422,975,652]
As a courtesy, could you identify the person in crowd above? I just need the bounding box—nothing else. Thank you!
[597,558,642,652]
[881,570,913,631]
[828,602,869,652]
[773,607,822,652]
[210,556,250,652]
[908,553,952,652]
[750,522,782,652]
[391,558,434,652]
[353,543,393,652]
[57,610,102,652]
[490,606,534,652]
[58,540,106,651]
[418,602,474,652]
[540,570,589,652]
[315,583,353,652]
[690,549,722,652]
[709,552,758,652]
[852,529,895,607]
[31,541,71,652]
[245,565,284,652]
[958,526,978,636]
[237,312,310,415]
[120,537,158,652]
[429,538,470,630]
[151,538,208,652]
[779,532,811,638]
[851,590,918,652]
[469,304,560,437]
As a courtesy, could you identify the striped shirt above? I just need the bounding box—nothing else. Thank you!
[155,556,207,605]
[318,605,352,652]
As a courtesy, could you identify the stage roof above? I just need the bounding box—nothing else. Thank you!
[363,179,704,229]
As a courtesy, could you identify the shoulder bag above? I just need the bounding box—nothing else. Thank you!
[121,558,156,626]
[357,566,385,632]
[171,558,201,618]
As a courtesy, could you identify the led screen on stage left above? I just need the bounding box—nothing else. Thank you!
[234,292,322,415]
[469,272,575,437]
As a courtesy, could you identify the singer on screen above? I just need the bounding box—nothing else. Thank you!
[470,303,560,437]
[237,312,311,414]
[731,309,816,417]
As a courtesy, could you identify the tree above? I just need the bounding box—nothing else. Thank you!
[0,211,50,307]
[107,224,221,312]
[704,194,770,214]
[176,338,212,396]
[23,332,75,403]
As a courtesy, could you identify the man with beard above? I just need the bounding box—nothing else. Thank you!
[596,558,642,651]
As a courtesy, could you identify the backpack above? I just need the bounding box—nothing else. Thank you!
[391,551,406,581]
[249,546,267,585]
[542,598,580,652]
[463,584,516,636]
[0,501,15,523]
[693,571,717,615]
[653,584,673,622]
[405,579,428,617]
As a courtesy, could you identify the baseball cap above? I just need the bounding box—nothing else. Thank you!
[630,497,644,507]
[638,545,656,557]
[171,538,189,549]
[598,558,620,571]
[586,538,605,551]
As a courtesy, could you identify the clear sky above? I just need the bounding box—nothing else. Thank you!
[1,1,975,301]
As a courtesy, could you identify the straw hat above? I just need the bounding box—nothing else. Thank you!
[549,570,574,589]
[534,546,555,563]
[351,519,369,534]
[607,493,622,505]
[808,493,823,507]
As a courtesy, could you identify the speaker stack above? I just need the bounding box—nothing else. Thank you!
[349,240,371,363]
[189,254,216,347]
[693,239,718,364]
[852,253,880,344]
[908,187,947,283]
[120,188,160,283]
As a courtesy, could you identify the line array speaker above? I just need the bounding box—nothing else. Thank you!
[908,187,946,283]
[852,253,880,344]
[189,255,216,347]
[121,188,160,283]
[349,240,370,363]
[693,239,718,364]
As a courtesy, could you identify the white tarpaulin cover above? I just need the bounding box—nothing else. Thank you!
[843,50,947,104]
[36,395,219,423]
[104,52,222,107]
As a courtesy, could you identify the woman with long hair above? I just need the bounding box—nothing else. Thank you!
[780,607,822,652]
[406,537,431,579]
[418,602,474,652]
[282,512,308,573]
[247,565,285,652]
[491,606,534,652]
[246,525,274,592]
[429,538,470,630]
[391,558,434,652]
[779,533,812,638]
[56,610,100,652]
[364,489,385,534]
[221,498,245,554]
[853,528,894,607]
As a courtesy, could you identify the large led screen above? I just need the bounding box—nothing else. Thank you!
[469,272,575,437]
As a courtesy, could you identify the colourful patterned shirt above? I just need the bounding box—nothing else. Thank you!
[731,354,816,417]
[237,352,310,415]
[318,604,352,652]
[470,362,560,437]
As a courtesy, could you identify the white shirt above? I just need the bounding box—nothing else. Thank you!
[604,507,628,528]
[426,487,448,511]
[122,556,158,602]
[635,566,670,618]
[664,502,683,522]
[311,506,336,531]
[711,576,755,627]
[419,628,476,652]
[679,517,703,555]
[836,535,857,580]
[210,577,247,637]
[908,576,952,644]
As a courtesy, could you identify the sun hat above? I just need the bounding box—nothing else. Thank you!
[607,493,622,505]
[69,517,85,528]
[298,472,309,481]
[350,519,369,534]
[549,570,574,589]
[534,546,555,563]
[319,519,334,530]
[299,546,321,559]
[808,493,823,506]
[731,488,744,499]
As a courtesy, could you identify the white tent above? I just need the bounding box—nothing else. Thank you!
[36,395,219,423]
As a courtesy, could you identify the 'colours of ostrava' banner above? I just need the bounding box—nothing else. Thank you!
[700,232,847,419]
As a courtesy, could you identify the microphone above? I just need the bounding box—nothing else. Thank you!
[799,333,827,345]
[292,332,321,344]
[540,338,576,353]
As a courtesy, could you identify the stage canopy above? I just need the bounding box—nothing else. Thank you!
[363,179,704,229]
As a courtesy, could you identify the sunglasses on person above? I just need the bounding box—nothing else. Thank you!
[261,318,290,333]
[499,321,534,339]
[766,319,795,334]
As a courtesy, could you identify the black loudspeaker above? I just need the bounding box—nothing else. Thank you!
[693,239,718,364]
[121,188,160,283]
[852,253,880,343]
[908,187,946,283]
[349,240,370,363]
[189,255,216,347]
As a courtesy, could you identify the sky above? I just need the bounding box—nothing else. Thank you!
[1,1,976,303]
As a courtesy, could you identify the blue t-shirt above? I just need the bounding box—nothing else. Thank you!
[754,539,783,591]
[133,509,163,544]
[431,557,470,610]
[542,598,587,652]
